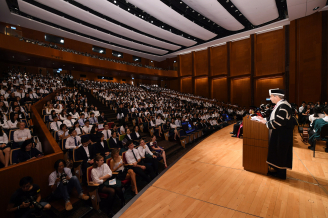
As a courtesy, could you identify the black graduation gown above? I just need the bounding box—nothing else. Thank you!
[265,100,294,169]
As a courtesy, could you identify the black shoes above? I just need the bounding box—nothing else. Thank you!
[231,134,237,137]
[308,146,314,151]
[230,132,233,134]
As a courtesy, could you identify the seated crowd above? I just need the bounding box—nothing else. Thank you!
[2,69,249,218]
[0,72,65,168]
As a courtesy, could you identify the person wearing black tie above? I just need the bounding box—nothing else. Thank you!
[76,138,96,183]
[124,140,156,183]
[124,129,133,143]
[94,133,110,159]
[65,129,81,159]
[102,124,112,141]
[50,116,62,132]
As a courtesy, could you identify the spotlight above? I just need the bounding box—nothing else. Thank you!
[60,39,64,43]
[231,5,234,7]
[128,8,130,11]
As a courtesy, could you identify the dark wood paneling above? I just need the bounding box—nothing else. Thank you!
[194,49,209,76]
[0,34,178,78]
[255,77,284,106]
[255,29,285,76]
[231,77,251,107]
[211,45,228,76]
[230,38,251,77]
[195,77,209,98]
[181,77,193,94]
[168,79,180,92]
[322,11,328,103]
[180,53,193,77]
[212,78,228,102]
[297,12,322,105]
[289,20,297,104]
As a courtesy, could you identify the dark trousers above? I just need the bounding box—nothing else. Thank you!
[144,158,159,174]
[131,163,155,183]
[233,123,241,134]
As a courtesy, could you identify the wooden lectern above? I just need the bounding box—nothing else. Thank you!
[243,115,269,175]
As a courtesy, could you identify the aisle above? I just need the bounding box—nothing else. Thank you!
[117,125,328,218]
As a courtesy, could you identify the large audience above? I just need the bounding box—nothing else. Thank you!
[8,69,328,217]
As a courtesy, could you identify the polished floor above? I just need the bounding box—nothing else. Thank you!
[120,125,328,218]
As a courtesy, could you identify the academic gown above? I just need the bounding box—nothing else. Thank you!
[265,100,294,169]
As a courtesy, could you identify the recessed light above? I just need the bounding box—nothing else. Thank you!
[313,6,320,11]
[231,5,234,7]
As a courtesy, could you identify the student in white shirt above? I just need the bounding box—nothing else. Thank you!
[65,129,81,159]
[14,122,31,142]
[63,115,76,128]
[124,141,156,183]
[69,109,79,119]
[0,126,10,167]
[102,124,111,140]
[58,124,69,140]
[137,139,159,174]
[7,113,19,129]
[82,121,92,134]
[74,121,83,135]
[91,154,125,213]
[49,159,89,211]
[50,116,62,132]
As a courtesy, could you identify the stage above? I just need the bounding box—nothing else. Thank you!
[116,125,328,218]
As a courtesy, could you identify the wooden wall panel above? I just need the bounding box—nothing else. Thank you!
[255,77,284,106]
[195,77,209,98]
[211,45,228,76]
[180,53,193,76]
[194,49,209,76]
[71,70,134,84]
[181,77,193,94]
[255,29,285,76]
[230,38,251,77]
[212,78,228,102]
[231,77,251,107]
[297,12,322,104]
[168,79,180,92]
[289,20,297,103]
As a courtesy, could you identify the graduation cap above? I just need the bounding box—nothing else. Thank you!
[269,88,285,96]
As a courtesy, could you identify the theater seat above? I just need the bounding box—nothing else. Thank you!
[87,166,106,211]
[10,148,20,165]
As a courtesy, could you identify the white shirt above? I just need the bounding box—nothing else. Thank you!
[323,116,328,122]
[137,145,153,158]
[82,125,92,134]
[91,163,112,184]
[63,119,76,128]
[309,114,325,126]
[0,133,8,144]
[125,148,141,165]
[102,129,112,140]
[50,121,62,131]
[65,136,81,149]
[7,120,18,129]
[48,167,72,187]
[14,129,31,142]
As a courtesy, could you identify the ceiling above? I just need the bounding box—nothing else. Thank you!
[1,0,327,61]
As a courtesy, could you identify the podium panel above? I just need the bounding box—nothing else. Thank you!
[243,115,269,175]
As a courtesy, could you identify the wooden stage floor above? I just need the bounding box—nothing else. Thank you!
[119,125,328,218]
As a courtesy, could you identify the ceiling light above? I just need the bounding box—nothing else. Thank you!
[100,50,103,53]
[198,14,200,16]
[151,20,153,23]
[226,0,229,2]
[162,26,164,28]
[128,8,130,11]
[313,6,320,11]
[132,78,134,79]
[114,0,116,3]
[235,10,238,12]
[239,14,242,16]
[11,26,16,30]
[60,39,64,43]
[180,1,182,3]
[192,10,194,12]
[151,61,153,62]
[231,5,234,7]
[174,61,176,63]
[142,16,144,18]
[186,6,189,8]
